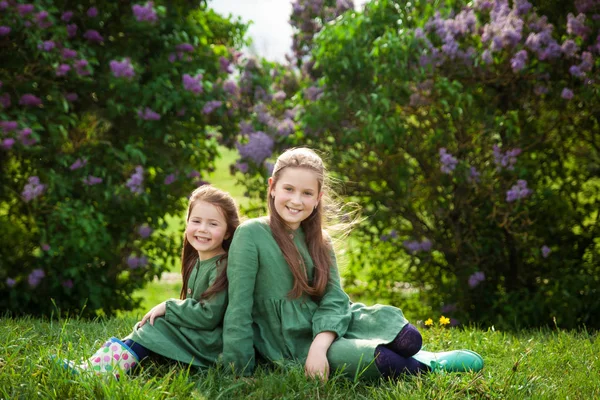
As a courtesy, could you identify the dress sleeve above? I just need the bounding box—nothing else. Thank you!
[311,248,352,339]
[222,224,259,375]
[164,266,227,330]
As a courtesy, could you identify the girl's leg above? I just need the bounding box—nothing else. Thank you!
[122,339,151,361]
[385,323,422,358]
[374,345,430,378]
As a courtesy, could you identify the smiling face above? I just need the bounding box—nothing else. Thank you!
[269,167,322,230]
[184,200,230,260]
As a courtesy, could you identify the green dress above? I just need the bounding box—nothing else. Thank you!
[127,254,227,368]
[223,218,409,379]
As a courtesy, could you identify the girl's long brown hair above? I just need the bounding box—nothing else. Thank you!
[180,185,240,300]
[268,148,333,299]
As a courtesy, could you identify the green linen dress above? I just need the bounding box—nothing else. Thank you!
[127,254,227,368]
[223,218,409,379]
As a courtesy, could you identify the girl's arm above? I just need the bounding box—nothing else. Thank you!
[222,224,259,375]
[311,249,352,340]
[162,266,228,330]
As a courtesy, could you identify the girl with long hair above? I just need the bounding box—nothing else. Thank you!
[61,185,240,378]
[223,148,483,380]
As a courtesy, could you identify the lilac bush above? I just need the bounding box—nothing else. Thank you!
[0,0,248,317]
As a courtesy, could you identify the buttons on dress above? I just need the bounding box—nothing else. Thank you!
[289,233,294,239]
[187,288,192,295]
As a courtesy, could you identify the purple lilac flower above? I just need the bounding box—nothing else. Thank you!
[0,26,10,36]
[182,73,203,94]
[579,51,593,73]
[219,56,233,73]
[534,85,548,96]
[164,173,176,185]
[254,103,273,125]
[69,158,87,170]
[137,107,160,120]
[223,80,239,95]
[35,11,52,28]
[236,131,274,164]
[61,11,74,22]
[28,269,45,287]
[514,0,532,15]
[82,175,103,185]
[6,277,16,287]
[187,170,200,178]
[41,243,51,251]
[1,138,15,150]
[561,88,574,100]
[138,224,153,238]
[0,121,18,132]
[541,245,551,258]
[110,58,135,78]
[0,1,7,10]
[127,255,140,269]
[389,230,398,239]
[277,119,295,136]
[19,128,37,146]
[510,50,528,72]
[62,48,77,59]
[202,101,222,114]
[67,24,77,38]
[439,148,458,174]
[567,13,590,38]
[56,64,71,77]
[132,2,158,23]
[265,161,274,176]
[492,145,522,170]
[238,120,254,135]
[0,94,9,108]
[403,240,422,254]
[19,94,42,107]
[83,30,103,43]
[138,256,148,267]
[87,7,98,17]
[38,40,56,51]
[561,39,579,57]
[22,176,46,202]
[177,108,186,116]
[481,4,523,51]
[168,53,177,63]
[468,166,481,183]
[75,59,90,76]
[381,234,389,242]
[126,166,144,194]
[17,4,35,16]
[506,179,532,202]
[176,43,194,52]
[65,93,78,102]
[62,279,74,289]
[468,271,485,288]
[273,90,286,102]
[235,162,249,173]
[304,86,323,101]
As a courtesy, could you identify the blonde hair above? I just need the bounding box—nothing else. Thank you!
[180,185,240,300]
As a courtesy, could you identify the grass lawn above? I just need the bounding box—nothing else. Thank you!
[1,316,598,399]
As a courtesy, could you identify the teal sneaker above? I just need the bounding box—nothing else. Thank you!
[412,349,484,373]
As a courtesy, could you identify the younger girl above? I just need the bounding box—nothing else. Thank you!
[63,185,240,377]
[222,148,483,380]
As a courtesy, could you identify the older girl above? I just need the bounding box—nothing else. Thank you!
[222,148,483,380]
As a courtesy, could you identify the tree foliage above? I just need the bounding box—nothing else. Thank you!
[0,0,247,316]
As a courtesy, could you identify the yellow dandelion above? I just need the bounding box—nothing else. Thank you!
[424,318,433,326]
[439,316,451,325]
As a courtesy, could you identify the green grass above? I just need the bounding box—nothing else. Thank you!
[1,316,598,399]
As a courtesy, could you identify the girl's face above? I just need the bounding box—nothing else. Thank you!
[269,167,322,230]
[185,200,230,260]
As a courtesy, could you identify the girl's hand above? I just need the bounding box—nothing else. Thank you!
[304,331,336,381]
[139,302,167,327]
[305,347,330,381]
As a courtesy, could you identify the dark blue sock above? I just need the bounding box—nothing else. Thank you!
[386,323,422,358]
[123,339,151,360]
[374,345,430,378]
